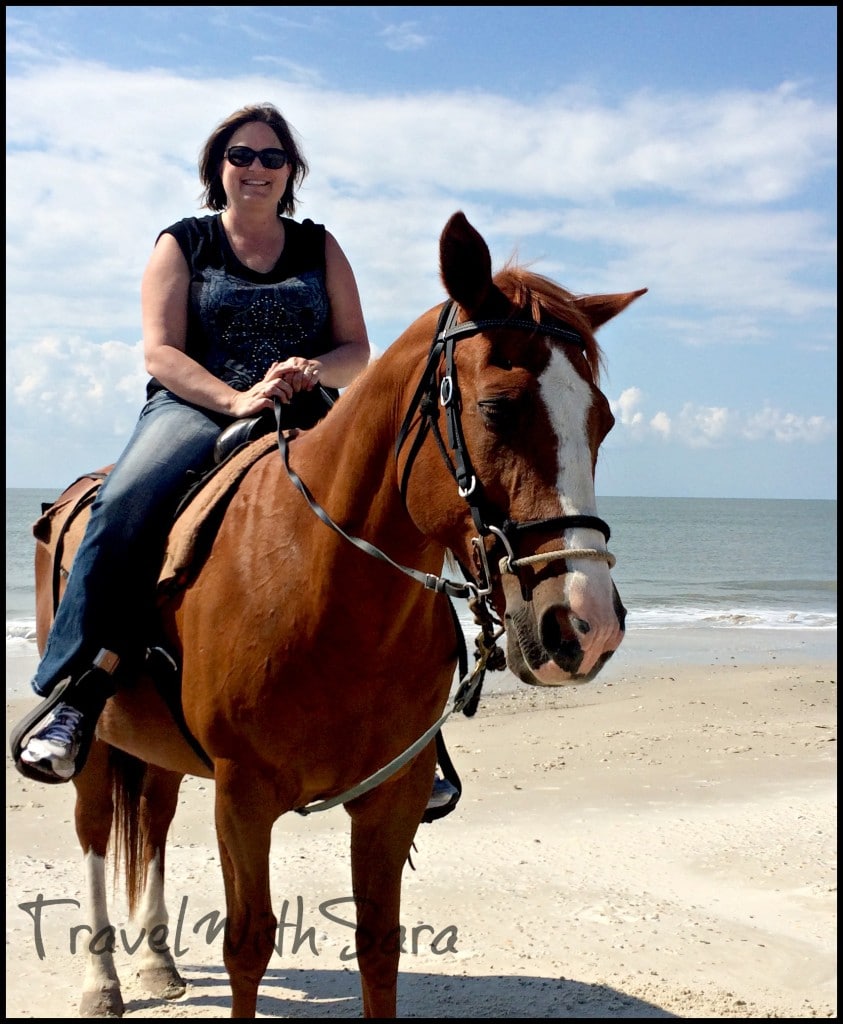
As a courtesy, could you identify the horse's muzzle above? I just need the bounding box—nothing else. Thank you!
[503,580,626,686]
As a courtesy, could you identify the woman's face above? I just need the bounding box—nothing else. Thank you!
[220,120,291,212]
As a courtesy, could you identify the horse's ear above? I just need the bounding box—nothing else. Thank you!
[573,288,648,331]
[439,212,508,317]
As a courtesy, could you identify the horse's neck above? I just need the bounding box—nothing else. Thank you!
[287,370,443,574]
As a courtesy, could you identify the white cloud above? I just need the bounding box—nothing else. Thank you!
[612,387,647,428]
[743,406,837,443]
[608,393,836,449]
[380,22,430,52]
[677,403,733,446]
[4,61,836,493]
[650,411,672,438]
[9,336,147,438]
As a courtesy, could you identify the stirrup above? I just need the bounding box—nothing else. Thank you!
[9,676,77,782]
[10,651,120,785]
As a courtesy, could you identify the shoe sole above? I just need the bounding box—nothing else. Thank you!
[18,753,75,782]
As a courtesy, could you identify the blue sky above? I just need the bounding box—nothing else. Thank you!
[5,6,837,498]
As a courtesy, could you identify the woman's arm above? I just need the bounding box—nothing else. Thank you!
[310,230,371,387]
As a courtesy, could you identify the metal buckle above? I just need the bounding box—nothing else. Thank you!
[470,536,495,596]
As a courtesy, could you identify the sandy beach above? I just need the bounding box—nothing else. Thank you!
[5,640,836,1019]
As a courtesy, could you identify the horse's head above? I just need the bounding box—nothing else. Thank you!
[397,212,646,686]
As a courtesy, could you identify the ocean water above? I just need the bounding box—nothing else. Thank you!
[6,489,837,687]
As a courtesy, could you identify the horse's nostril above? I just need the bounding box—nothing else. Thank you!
[540,608,584,660]
[540,610,561,652]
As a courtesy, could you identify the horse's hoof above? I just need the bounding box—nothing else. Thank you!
[138,965,187,999]
[79,987,124,1018]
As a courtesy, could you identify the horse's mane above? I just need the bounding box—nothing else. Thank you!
[493,265,604,381]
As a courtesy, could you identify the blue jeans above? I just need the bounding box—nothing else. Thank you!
[32,390,232,697]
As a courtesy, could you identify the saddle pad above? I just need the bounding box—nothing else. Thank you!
[33,469,112,611]
[158,433,278,594]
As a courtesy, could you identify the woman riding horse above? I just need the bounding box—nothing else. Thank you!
[16,102,372,779]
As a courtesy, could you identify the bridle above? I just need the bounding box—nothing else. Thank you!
[394,300,616,595]
[276,299,614,603]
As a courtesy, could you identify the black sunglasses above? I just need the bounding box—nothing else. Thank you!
[225,145,289,170]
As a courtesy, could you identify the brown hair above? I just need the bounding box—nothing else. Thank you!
[198,103,309,216]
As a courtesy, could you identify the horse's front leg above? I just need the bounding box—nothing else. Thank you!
[215,762,279,1018]
[347,752,436,1019]
[134,765,187,999]
[73,739,125,1018]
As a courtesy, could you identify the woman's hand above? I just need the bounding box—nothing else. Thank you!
[273,357,323,395]
[227,359,321,419]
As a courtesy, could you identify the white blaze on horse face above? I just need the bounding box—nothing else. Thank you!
[536,348,621,678]
[539,349,598,512]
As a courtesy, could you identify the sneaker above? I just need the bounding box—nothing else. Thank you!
[19,703,86,781]
[427,773,459,810]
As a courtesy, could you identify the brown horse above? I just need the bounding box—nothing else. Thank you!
[23,211,645,1018]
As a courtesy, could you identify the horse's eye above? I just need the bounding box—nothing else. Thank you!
[477,397,518,430]
[490,355,513,371]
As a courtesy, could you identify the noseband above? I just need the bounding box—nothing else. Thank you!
[394,301,615,595]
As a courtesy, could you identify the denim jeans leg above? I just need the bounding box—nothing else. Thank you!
[32,391,230,697]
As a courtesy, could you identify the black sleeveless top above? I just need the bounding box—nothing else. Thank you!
[146,214,332,400]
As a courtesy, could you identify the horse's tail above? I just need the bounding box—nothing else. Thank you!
[109,746,148,916]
